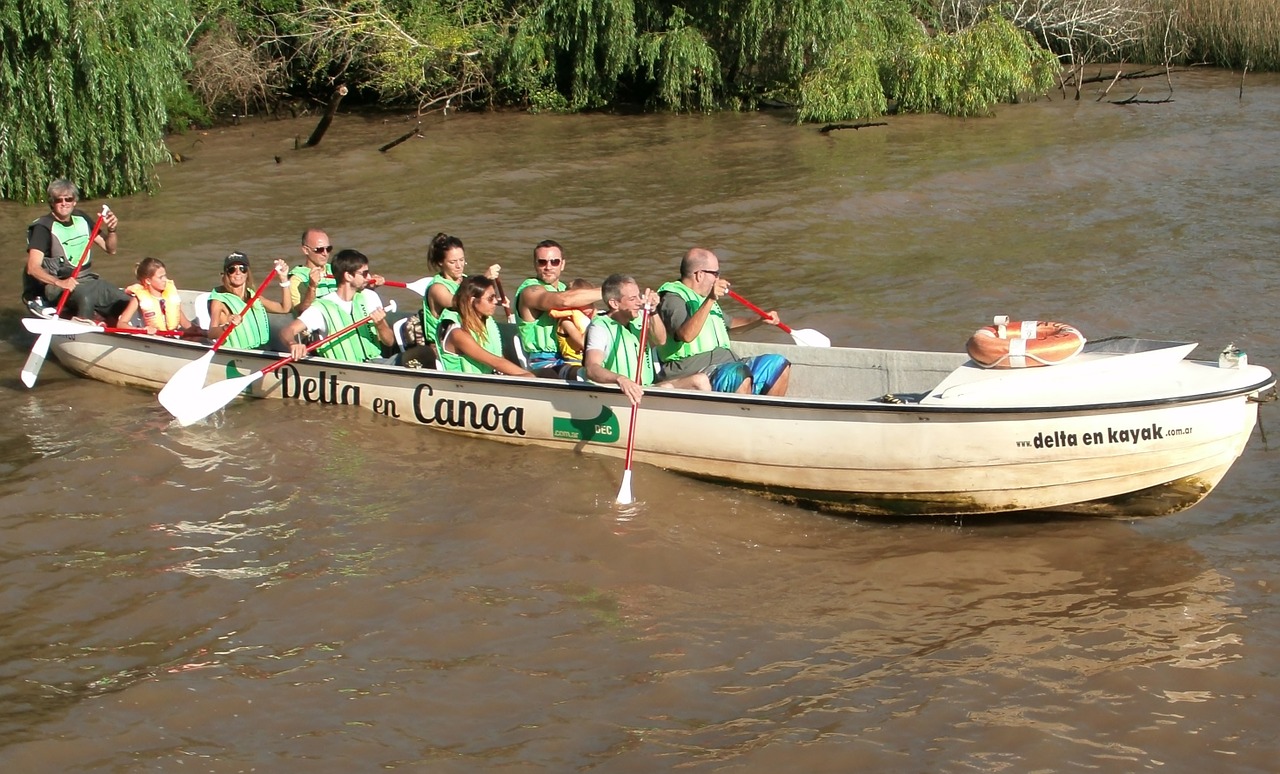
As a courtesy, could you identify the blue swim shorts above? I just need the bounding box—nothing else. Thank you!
[707,354,789,395]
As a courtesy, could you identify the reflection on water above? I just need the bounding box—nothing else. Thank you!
[0,71,1279,770]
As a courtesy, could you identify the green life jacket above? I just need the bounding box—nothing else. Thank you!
[656,280,731,363]
[210,289,271,349]
[421,275,460,348]
[24,213,92,298]
[589,315,655,386]
[438,309,502,374]
[313,293,382,363]
[515,277,565,356]
[289,263,336,302]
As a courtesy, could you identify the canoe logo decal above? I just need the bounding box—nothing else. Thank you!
[412,383,526,435]
[274,365,361,406]
[224,359,248,379]
[552,406,619,444]
[1018,423,1191,449]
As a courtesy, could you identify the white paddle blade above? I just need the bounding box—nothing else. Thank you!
[22,317,98,336]
[169,372,264,426]
[403,276,432,295]
[157,350,216,415]
[20,334,52,388]
[790,328,831,348]
[616,470,634,505]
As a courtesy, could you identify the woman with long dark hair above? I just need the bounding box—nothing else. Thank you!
[437,275,531,376]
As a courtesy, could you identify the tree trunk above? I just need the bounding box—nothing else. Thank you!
[305,85,349,148]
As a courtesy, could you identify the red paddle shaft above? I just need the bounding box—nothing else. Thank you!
[52,210,107,316]
[727,290,794,334]
[210,274,277,350]
[262,313,382,377]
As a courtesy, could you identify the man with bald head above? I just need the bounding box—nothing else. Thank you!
[654,247,791,396]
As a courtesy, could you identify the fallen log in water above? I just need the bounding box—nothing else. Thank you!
[305,85,348,148]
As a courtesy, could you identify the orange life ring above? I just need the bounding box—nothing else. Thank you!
[966,318,1085,369]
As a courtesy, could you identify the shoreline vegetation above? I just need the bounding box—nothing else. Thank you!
[3,0,1278,203]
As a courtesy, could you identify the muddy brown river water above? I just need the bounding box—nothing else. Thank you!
[1,69,1278,771]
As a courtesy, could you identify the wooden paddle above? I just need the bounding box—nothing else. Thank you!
[616,304,653,506]
[165,309,387,427]
[727,290,831,347]
[21,206,108,388]
[157,274,277,417]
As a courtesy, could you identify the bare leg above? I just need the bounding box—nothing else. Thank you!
[764,365,790,397]
[654,372,711,391]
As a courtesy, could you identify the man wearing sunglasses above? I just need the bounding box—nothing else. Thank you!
[23,179,130,322]
[288,228,338,313]
[514,239,602,378]
[290,228,385,314]
[655,247,791,396]
[282,249,396,364]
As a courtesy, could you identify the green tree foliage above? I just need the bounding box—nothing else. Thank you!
[185,1,1064,123]
[0,0,193,202]
[495,0,1058,119]
[885,14,1059,118]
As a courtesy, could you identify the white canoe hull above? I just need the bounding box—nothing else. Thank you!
[45,328,1274,518]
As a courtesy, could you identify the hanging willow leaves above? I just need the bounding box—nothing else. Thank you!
[635,7,720,111]
[498,0,1061,119]
[886,14,1058,117]
[0,0,192,202]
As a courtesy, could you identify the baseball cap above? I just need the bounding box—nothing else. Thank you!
[223,251,249,272]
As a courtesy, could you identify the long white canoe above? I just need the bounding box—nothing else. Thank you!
[32,309,1275,518]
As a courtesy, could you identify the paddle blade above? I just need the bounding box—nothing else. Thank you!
[20,334,51,388]
[789,327,831,347]
[23,317,97,336]
[403,276,432,296]
[616,470,634,505]
[157,349,216,416]
[168,371,263,427]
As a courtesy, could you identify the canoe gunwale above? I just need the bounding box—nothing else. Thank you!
[65,330,1277,417]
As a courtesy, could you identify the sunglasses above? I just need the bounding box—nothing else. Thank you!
[51,196,76,204]
[480,293,499,303]
[699,269,721,277]
[226,265,248,274]
[536,257,563,267]
[307,245,333,253]
[355,269,371,277]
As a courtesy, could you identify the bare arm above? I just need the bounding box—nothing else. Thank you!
[673,296,718,343]
[26,247,72,290]
[258,260,293,314]
[118,296,141,328]
[584,347,643,405]
[294,266,321,313]
[560,318,586,352]
[370,310,395,348]
[519,285,603,321]
[96,209,119,254]
[427,282,454,317]
[208,299,237,340]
